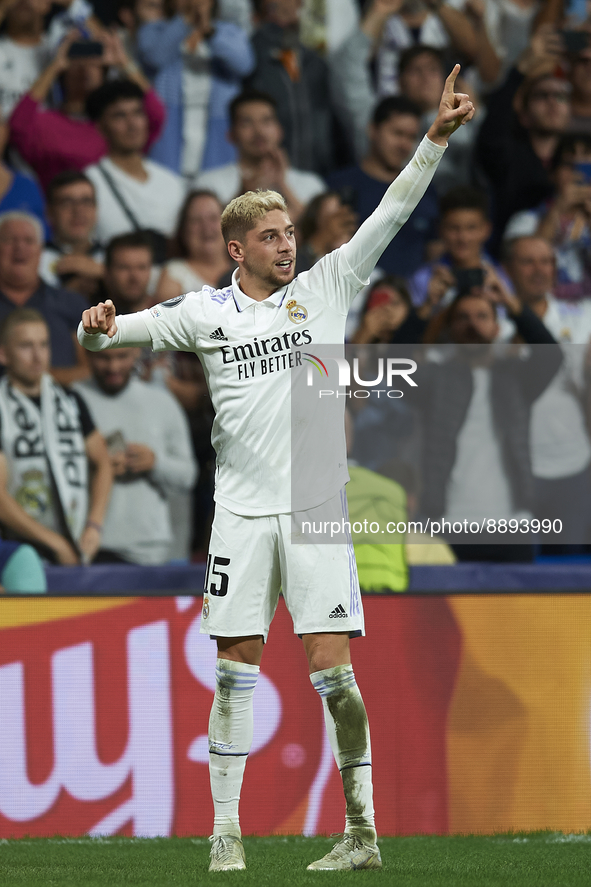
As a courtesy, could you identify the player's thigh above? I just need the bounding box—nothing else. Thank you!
[200,505,281,641]
[278,491,364,637]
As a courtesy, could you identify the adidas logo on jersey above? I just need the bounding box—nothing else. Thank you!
[329,604,348,619]
[209,327,228,341]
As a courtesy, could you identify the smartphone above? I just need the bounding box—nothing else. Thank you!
[574,161,591,183]
[105,430,126,455]
[67,41,104,60]
[561,30,590,54]
[454,267,485,295]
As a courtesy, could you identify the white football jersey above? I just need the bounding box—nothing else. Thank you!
[141,255,362,515]
[79,136,445,516]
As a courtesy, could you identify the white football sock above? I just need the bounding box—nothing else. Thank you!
[209,658,259,838]
[310,664,376,843]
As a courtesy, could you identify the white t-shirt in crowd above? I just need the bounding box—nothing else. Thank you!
[73,376,197,565]
[444,367,529,523]
[84,157,187,246]
[0,37,51,118]
[194,162,326,209]
[530,295,591,479]
[163,259,208,294]
[79,136,446,516]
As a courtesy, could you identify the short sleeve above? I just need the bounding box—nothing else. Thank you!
[68,389,96,438]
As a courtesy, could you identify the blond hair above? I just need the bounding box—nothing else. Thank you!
[0,308,47,346]
[221,190,288,244]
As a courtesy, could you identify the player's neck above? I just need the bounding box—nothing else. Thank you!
[236,270,279,302]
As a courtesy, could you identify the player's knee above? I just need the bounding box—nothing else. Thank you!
[304,633,351,674]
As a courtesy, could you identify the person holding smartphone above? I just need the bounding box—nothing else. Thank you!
[8,29,166,191]
[409,185,512,323]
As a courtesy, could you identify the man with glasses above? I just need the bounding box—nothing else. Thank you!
[41,171,105,302]
[476,40,572,252]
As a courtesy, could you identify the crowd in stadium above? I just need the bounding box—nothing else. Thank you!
[0,0,590,580]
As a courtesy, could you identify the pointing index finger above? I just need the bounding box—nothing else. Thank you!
[444,63,461,95]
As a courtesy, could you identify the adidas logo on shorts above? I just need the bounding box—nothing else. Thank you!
[209,327,228,341]
[329,604,348,619]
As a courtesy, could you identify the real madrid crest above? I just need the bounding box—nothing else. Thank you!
[202,596,210,619]
[288,304,308,324]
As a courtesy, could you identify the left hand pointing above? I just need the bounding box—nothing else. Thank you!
[427,64,475,146]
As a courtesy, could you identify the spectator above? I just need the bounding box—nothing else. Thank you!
[103,229,203,414]
[330,8,479,171]
[195,90,326,221]
[347,464,409,592]
[377,457,457,564]
[0,109,46,233]
[351,274,433,344]
[398,46,478,195]
[9,31,166,192]
[117,0,166,62]
[409,186,512,321]
[136,0,254,177]
[46,0,104,54]
[294,188,360,329]
[0,308,112,564]
[247,0,336,174]
[503,235,591,545]
[118,0,254,42]
[296,189,357,273]
[329,0,394,161]
[328,95,439,278]
[475,27,570,252]
[504,133,591,301]
[0,0,52,120]
[566,42,591,134]
[0,211,89,384]
[374,0,477,97]
[299,0,358,55]
[41,171,105,301]
[411,279,562,561]
[84,79,186,246]
[75,345,197,564]
[463,0,544,91]
[103,231,154,314]
[156,190,233,300]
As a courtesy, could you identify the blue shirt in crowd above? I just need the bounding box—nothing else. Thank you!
[0,172,48,238]
[327,164,439,278]
[0,282,87,367]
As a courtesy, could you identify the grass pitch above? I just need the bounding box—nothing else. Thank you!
[0,833,590,886]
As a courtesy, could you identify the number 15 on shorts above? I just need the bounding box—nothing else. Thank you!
[205,555,231,596]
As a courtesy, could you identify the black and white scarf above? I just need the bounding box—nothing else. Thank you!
[0,375,88,542]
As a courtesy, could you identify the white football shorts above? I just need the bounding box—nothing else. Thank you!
[200,488,364,640]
